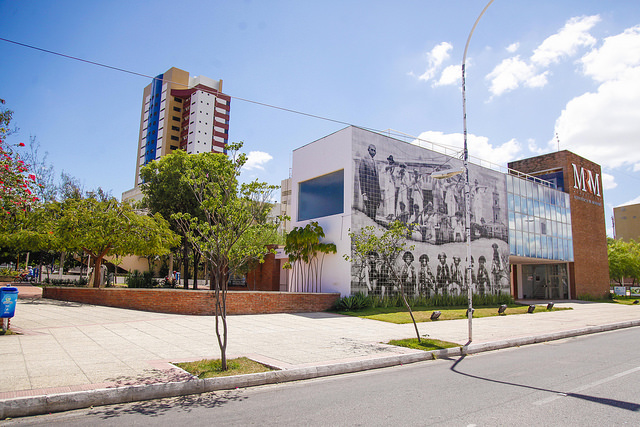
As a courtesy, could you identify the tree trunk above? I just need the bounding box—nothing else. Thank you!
[182,239,190,290]
[91,255,103,288]
[193,249,200,290]
[213,266,229,370]
[58,252,65,278]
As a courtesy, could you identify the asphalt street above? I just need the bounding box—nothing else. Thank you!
[5,327,639,426]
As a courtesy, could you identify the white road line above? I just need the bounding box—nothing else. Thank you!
[533,366,640,406]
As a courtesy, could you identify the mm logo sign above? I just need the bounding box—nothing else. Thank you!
[572,163,601,197]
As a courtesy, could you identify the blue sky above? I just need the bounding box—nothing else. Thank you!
[2,0,640,235]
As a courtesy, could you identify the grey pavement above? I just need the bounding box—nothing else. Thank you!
[1,283,640,419]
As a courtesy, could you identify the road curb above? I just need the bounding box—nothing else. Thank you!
[2,320,639,420]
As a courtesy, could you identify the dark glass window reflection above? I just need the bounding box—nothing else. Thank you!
[298,170,344,221]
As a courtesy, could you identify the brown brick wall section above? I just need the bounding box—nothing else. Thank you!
[42,287,339,315]
[509,150,609,297]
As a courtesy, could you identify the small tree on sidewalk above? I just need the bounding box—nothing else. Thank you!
[173,143,282,370]
[345,221,422,342]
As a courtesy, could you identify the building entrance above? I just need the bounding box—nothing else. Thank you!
[521,264,569,299]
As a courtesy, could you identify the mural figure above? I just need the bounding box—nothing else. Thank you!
[400,251,417,297]
[477,255,490,296]
[378,259,393,296]
[418,254,436,297]
[359,144,382,220]
[491,242,505,294]
[436,252,450,295]
[450,256,463,296]
[465,255,477,295]
[366,251,383,296]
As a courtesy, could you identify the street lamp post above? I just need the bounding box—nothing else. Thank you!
[462,0,494,346]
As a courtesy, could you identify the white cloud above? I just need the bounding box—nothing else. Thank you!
[434,64,461,87]
[531,15,600,67]
[486,56,548,96]
[550,24,640,170]
[412,131,522,167]
[618,195,640,207]
[602,173,617,190]
[581,25,640,82]
[418,42,453,82]
[243,151,273,170]
[486,15,599,97]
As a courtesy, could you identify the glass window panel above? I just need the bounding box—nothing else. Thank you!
[515,212,522,231]
[521,197,528,214]
[540,219,547,235]
[548,237,554,259]
[509,210,515,231]
[568,241,574,261]
[506,175,513,193]
[554,238,559,260]
[529,217,535,233]
[509,230,516,255]
[523,232,530,257]
[298,169,344,221]
[541,235,548,258]
[534,200,540,217]
[527,198,534,216]
[535,235,542,258]
[508,193,514,212]
[534,217,540,234]
[530,233,536,258]
[550,204,556,221]
[517,231,524,256]
[563,240,569,261]
[558,239,564,260]
[514,195,521,213]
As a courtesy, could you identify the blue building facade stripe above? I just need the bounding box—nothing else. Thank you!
[144,73,164,165]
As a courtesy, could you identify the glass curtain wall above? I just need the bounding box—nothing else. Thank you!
[506,174,573,262]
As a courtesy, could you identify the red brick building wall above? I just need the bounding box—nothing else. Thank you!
[43,287,339,315]
[245,247,282,291]
[509,150,609,297]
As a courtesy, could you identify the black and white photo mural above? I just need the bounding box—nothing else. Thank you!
[350,133,509,297]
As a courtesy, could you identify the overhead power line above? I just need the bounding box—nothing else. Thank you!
[0,36,468,158]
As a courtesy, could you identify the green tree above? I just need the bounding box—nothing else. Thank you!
[139,150,202,289]
[173,143,281,370]
[55,197,179,287]
[608,237,640,286]
[283,221,336,292]
[345,221,422,342]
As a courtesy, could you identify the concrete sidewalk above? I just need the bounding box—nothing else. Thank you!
[1,284,640,418]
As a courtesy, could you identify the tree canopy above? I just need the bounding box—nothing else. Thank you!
[608,237,640,286]
[172,142,282,369]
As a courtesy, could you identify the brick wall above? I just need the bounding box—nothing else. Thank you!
[42,287,339,315]
[509,150,609,298]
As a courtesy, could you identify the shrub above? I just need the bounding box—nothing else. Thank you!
[125,271,157,288]
[336,292,515,311]
[334,292,373,311]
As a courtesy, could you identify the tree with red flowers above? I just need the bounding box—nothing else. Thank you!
[0,99,39,220]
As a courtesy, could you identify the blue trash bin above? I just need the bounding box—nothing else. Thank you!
[1,286,19,318]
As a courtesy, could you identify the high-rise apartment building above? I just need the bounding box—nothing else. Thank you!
[123,67,230,201]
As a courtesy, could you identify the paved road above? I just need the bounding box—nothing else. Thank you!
[6,327,639,426]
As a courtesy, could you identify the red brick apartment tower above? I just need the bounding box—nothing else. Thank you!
[509,151,609,298]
